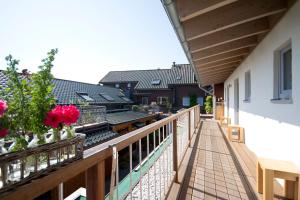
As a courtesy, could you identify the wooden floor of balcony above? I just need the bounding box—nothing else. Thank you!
[176,120,286,200]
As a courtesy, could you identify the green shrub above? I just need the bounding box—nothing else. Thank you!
[204,96,213,114]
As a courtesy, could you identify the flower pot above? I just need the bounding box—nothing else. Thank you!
[0,134,85,193]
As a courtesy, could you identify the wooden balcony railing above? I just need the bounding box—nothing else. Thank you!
[0,105,201,200]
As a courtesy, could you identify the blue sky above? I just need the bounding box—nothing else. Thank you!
[0,0,187,83]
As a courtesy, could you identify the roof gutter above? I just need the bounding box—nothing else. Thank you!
[161,0,213,95]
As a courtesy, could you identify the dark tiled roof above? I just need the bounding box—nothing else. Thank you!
[106,111,155,125]
[100,64,197,89]
[0,70,133,105]
[84,130,118,148]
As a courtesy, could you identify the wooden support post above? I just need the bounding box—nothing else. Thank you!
[172,119,179,183]
[284,180,295,199]
[296,178,300,200]
[109,146,117,200]
[86,160,105,200]
[263,169,274,200]
[188,111,191,147]
[256,161,263,194]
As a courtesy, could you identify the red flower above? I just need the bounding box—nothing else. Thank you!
[44,105,80,128]
[44,105,64,128]
[0,100,8,117]
[0,128,8,138]
[62,105,80,125]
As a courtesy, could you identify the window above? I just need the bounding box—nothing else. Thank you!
[157,96,168,105]
[182,96,190,107]
[244,71,251,101]
[142,97,148,105]
[115,83,119,88]
[151,79,161,85]
[197,97,204,106]
[176,76,181,80]
[273,41,292,101]
[77,92,94,101]
[99,93,114,101]
[127,83,131,88]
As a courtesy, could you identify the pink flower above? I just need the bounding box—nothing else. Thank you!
[0,100,8,117]
[44,105,64,129]
[0,128,8,138]
[44,105,80,128]
[62,105,80,125]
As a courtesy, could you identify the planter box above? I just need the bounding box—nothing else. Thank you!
[0,134,85,193]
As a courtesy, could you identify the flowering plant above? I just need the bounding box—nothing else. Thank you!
[44,105,80,140]
[0,100,8,117]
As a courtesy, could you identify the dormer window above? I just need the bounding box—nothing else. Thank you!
[99,93,114,101]
[115,83,119,88]
[77,92,94,101]
[127,83,131,88]
[176,76,181,80]
[151,79,161,85]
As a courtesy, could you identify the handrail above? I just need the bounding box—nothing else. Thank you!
[0,105,201,200]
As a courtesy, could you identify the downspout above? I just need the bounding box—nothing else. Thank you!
[161,0,213,95]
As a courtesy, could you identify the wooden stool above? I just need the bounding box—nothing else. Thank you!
[257,158,300,200]
[220,116,231,126]
[227,125,244,143]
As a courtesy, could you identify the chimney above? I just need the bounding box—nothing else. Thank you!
[172,62,176,67]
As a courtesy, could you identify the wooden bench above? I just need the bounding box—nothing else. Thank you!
[227,125,244,143]
[257,158,300,200]
[219,122,286,199]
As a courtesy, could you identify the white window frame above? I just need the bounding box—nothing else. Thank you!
[244,70,251,101]
[157,96,168,105]
[115,83,120,88]
[279,44,292,99]
[141,96,148,105]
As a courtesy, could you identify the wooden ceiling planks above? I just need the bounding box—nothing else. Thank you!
[174,0,290,85]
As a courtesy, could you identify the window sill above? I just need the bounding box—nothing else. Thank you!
[270,98,293,104]
[243,99,251,103]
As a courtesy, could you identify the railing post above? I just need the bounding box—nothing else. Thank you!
[86,160,105,200]
[172,119,179,183]
[188,111,191,147]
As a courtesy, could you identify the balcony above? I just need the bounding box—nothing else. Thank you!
[0,106,201,200]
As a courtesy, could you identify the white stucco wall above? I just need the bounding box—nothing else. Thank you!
[224,1,300,167]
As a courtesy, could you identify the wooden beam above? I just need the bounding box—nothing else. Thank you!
[195,58,242,69]
[191,36,257,56]
[193,47,250,63]
[194,51,248,66]
[199,72,232,81]
[197,61,240,71]
[201,77,227,86]
[189,18,269,52]
[199,70,235,79]
[184,0,287,41]
[177,0,237,22]
[199,65,237,74]
[86,161,105,200]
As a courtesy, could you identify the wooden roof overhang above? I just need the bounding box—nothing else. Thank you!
[163,0,295,86]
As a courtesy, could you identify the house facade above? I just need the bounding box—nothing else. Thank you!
[100,64,208,110]
[224,2,300,166]
[163,0,300,167]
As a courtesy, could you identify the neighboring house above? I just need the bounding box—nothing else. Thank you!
[0,70,133,111]
[99,63,207,110]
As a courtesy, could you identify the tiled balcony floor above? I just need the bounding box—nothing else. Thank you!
[179,121,257,200]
